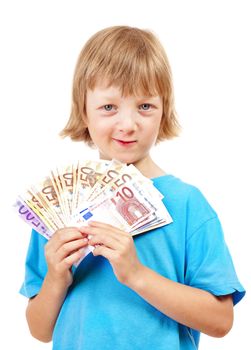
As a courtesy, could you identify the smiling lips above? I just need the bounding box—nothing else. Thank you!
[113,138,137,146]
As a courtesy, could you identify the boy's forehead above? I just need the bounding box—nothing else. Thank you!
[87,82,160,99]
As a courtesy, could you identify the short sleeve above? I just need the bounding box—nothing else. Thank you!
[184,189,245,305]
[19,229,48,298]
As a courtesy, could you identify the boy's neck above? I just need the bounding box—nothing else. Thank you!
[132,156,166,179]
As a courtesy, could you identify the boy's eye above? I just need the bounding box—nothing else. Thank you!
[139,104,151,111]
[103,104,114,111]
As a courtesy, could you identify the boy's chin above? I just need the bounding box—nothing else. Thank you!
[99,153,138,165]
[111,155,138,165]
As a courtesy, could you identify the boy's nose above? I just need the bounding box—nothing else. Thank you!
[118,112,137,132]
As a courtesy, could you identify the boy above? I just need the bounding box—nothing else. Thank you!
[20,26,245,349]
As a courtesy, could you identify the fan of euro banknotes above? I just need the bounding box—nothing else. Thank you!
[14,159,172,260]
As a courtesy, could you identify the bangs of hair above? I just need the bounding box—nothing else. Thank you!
[83,26,172,98]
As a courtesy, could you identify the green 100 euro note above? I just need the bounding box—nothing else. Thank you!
[14,159,173,260]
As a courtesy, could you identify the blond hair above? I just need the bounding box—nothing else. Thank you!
[60,26,180,146]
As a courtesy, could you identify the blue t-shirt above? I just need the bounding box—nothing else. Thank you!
[20,175,245,350]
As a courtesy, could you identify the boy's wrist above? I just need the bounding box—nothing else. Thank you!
[43,273,71,297]
[124,263,148,292]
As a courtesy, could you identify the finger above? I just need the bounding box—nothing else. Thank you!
[82,221,128,236]
[45,237,88,267]
[87,226,129,250]
[92,244,114,260]
[88,233,123,250]
[62,248,87,268]
[47,227,86,252]
[81,224,130,244]
[56,238,89,261]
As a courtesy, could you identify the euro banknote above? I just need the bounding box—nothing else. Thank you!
[14,159,173,261]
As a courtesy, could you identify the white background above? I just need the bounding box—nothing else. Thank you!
[0,0,250,349]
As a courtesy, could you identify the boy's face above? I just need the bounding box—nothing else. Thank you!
[85,83,163,167]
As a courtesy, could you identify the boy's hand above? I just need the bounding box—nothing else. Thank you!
[44,227,88,290]
[80,221,144,286]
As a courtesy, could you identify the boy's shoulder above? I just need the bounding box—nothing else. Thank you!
[152,174,217,221]
[152,174,202,199]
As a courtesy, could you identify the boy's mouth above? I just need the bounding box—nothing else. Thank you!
[112,138,137,146]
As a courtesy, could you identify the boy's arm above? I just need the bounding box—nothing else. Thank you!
[85,221,234,338]
[25,228,88,342]
[125,265,233,338]
[26,275,69,342]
